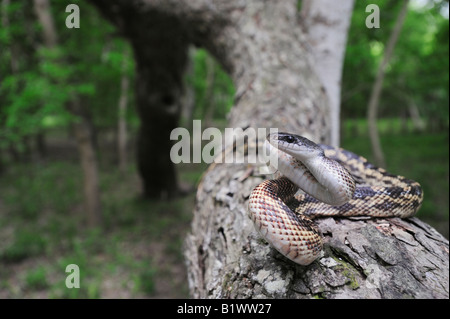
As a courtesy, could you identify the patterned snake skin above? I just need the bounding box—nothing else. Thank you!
[248,133,423,265]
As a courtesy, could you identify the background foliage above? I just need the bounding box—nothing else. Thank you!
[342,0,449,131]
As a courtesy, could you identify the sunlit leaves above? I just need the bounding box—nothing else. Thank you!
[0,0,136,152]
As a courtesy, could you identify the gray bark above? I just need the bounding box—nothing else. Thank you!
[90,0,449,298]
[300,0,354,147]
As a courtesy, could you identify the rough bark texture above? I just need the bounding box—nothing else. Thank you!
[189,164,449,298]
[90,0,449,298]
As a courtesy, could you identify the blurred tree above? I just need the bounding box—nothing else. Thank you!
[185,49,235,127]
[117,46,131,174]
[91,1,191,199]
[33,0,102,227]
[397,0,449,131]
[342,0,449,133]
[0,0,71,161]
[0,0,135,224]
[202,53,217,127]
[367,0,409,167]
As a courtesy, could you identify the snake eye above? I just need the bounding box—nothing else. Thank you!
[284,135,295,144]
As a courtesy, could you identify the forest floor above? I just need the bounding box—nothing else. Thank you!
[0,127,448,298]
[0,133,207,298]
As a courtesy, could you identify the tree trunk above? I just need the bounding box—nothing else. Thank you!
[91,3,190,199]
[90,0,449,299]
[1,0,19,170]
[300,0,355,147]
[2,0,19,74]
[367,0,409,168]
[72,99,103,227]
[407,97,425,131]
[181,47,196,131]
[203,53,216,127]
[32,0,57,47]
[117,49,129,174]
[34,0,102,227]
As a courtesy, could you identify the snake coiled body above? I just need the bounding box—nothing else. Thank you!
[248,133,423,266]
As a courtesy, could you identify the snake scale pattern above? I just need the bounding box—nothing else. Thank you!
[248,132,424,265]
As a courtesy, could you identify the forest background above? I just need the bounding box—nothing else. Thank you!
[0,0,448,298]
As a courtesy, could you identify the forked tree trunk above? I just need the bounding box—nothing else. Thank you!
[90,0,449,298]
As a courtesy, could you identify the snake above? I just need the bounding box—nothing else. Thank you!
[248,132,424,266]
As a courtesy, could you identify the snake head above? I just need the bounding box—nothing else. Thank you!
[267,132,324,160]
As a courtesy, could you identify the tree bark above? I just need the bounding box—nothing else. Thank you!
[90,0,449,299]
[300,0,355,147]
[367,0,409,168]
